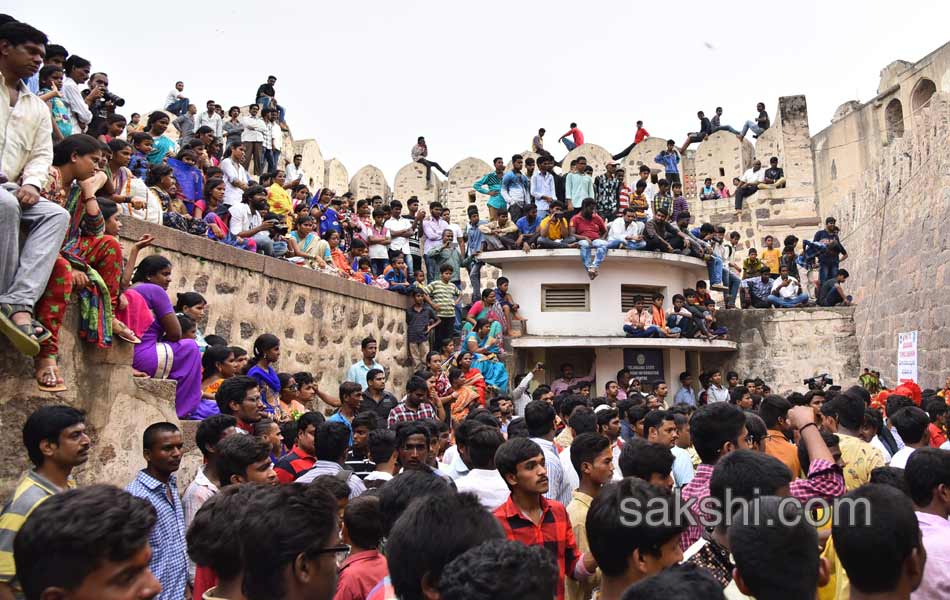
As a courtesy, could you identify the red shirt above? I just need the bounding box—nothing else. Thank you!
[494,496,580,600]
[634,127,650,144]
[562,127,584,145]
[275,445,317,484]
[334,550,389,600]
[929,423,948,448]
[193,566,217,600]
[236,419,254,434]
[570,213,606,240]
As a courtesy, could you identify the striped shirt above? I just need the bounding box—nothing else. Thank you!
[0,471,72,590]
[127,470,188,600]
[427,280,460,318]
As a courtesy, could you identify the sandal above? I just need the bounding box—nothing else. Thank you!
[35,361,67,393]
[0,303,41,357]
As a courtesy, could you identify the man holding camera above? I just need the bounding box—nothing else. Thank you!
[83,71,123,137]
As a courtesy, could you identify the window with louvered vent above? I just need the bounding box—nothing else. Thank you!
[541,285,589,312]
[621,285,663,312]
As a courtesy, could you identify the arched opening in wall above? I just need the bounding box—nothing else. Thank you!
[830,160,837,181]
[911,78,936,114]
[884,98,904,141]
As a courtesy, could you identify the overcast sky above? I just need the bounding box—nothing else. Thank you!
[12,0,950,180]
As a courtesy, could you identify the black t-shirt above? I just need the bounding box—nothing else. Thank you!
[699,117,712,135]
[764,167,784,181]
[819,278,841,304]
[256,83,275,101]
[757,110,770,129]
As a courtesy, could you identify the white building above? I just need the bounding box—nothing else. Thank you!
[484,249,736,395]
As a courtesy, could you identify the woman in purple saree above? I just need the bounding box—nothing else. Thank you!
[129,255,218,419]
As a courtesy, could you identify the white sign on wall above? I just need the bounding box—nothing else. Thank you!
[897,331,918,383]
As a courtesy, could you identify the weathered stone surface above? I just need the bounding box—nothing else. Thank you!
[293,139,325,191]
[561,143,613,179]
[703,307,860,393]
[349,165,391,199]
[323,158,349,197]
[692,131,754,197]
[443,157,492,227]
[393,162,441,204]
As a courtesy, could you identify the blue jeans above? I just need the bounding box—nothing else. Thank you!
[623,324,660,337]
[561,138,577,151]
[711,124,741,136]
[740,120,764,137]
[253,232,287,257]
[579,239,608,269]
[166,98,190,116]
[721,269,741,307]
[257,96,286,122]
[606,239,647,250]
[263,149,278,174]
[706,254,723,285]
[819,262,838,287]
[468,260,483,299]
[767,293,809,308]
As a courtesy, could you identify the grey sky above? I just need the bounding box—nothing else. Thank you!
[12,0,950,181]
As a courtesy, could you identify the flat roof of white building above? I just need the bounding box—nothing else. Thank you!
[510,336,737,352]
[483,249,709,277]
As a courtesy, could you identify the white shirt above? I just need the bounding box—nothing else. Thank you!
[870,435,893,463]
[771,276,802,298]
[455,469,510,511]
[530,171,555,212]
[940,440,949,450]
[364,471,393,484]
[445,222,463,245]
[889,446,916,469]
[165,89,183,107]
[285,163,307,186]
[220,158,248,206]
[195,111,223,138]
[368,225,391,259]
[438,446,469,480]
[741,167,765,185]
[62,76,92,130]
[706,384,730,403]
[531,437,572,506]
[606,217,644,243]
[0,75,53,189]
[228,203,262,236]
[240,115,267,142]
[560,445,580,492]
[268,121,284,151]
[385,217,412,253]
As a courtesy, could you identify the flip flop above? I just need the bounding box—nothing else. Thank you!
[113,320,142,344]
[0,304,40,357]
[31,319,52,344]
[36,365,67,393]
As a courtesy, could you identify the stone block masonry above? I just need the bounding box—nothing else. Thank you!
[702,307,860,394]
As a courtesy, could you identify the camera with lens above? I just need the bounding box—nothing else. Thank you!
[803,374,833,390]
[102,89,125,107]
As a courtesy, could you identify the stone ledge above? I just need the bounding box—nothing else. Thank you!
[119,219,410,310]
[510,336,737,352]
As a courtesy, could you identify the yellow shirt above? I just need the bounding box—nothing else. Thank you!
[761,248,781,274]
[267,183,293,225]
[836,433,886,491]
[566,491,599,600]
[540,215,569,240]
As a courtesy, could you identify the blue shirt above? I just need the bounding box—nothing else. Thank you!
[345,360,385,389]
[671,446,695,488]
[654,150,680,174]
[516,216,539,235]
[673,387,696,407]
[328,411,354,445]
[320,206,343,237]
[126,471,187,600]
[465,220,487,258]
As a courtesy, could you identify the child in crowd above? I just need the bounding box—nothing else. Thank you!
[683,289,714,340]
[695,280,711,305]
[245,333,282,414]
[175,292,208,352]
[384,254,412,293]
[716,180,731,198]
[761,235,781,275]
[704,299,728,337]
[671,182,688,219]
[742,248,763,279]
[177,314,197,340]
[700,177,719,200]
[651,293,680,338]
[129,132,153,179]
[367,208,392,276]
[667,294,697,338]
[781,235,800,280]
[429,264,462,348]
[629,179,650,221]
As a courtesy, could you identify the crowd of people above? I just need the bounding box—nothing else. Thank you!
[3,374,950,600]
[3,13,943,600]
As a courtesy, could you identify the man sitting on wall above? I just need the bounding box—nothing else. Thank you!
[734,159,765,211]
[758,156,786,189]
[767,264,810,308]
[740,266,774,309]
[818,269,853,306]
